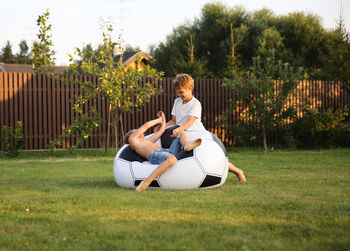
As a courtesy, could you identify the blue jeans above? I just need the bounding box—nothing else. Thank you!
[148,137,181,164]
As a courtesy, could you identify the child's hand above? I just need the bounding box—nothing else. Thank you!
[156,111,165,122]
[155,111,166,132]
[171,128,180,138]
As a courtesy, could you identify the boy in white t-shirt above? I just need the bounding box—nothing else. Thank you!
[161,73,246,182]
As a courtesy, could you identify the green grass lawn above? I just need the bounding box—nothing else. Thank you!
[1,148,349,250]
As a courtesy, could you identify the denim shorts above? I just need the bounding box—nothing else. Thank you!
[148,137,182,165]
[148,149,171,164]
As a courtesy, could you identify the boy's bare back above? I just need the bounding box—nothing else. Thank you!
[128,111,166,160]
[130,137,160,160]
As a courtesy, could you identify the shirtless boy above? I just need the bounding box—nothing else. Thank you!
[124,111,202,191]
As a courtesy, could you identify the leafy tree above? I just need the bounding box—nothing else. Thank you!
[150,24,197,77]
[1,41,16,63]
[124,44,141,53]
[257,27,284,57]
[194,3,249,77]
[32,9,56,74]
[327,7,350,89]
[151,2,347,80]
[223,52,303,151]
[275,12,328,72]
[67,24,163,150]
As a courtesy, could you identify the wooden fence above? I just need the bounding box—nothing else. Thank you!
[0,72,349,150]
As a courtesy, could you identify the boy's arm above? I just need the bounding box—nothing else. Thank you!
[154,115,176,132]
[172,116,196,137]
[129,116,162,143]
[147,112,166,143]
[166,116,176,127]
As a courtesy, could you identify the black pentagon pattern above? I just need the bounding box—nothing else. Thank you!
[175,149,194,160]
[119,146,147,162]
[200,175,222,188]
[161,125,180,148]
[134,180,160,187]
[211,133,227,157]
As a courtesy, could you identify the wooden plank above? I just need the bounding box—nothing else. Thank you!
[18,73,23,127]
[83,75,89,148]
[325,81,329,110]
[55,76,60,147]
[92,75,98,148]
[9,73,14,127]
[37,74,43,149]
[213,79,219,135]
[64,75,70,148]
[60,76,66,148]
[14,73,19,124]
[33,74,38,149]
[23,73,29,149]
[47,76,52,144]
[87,75,92,148]
[332,81,335,110]
[43,74,48,148]
[52,76,57,142]
[0,73,4,150]
[28,73,33,149]
[97,80,102,148]
[69,76,75,147]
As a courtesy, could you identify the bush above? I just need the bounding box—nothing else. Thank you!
[292,107,349,148]
[1,121,24,157]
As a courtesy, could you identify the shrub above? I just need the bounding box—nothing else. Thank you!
[1,121,24,157]
[292,107,349,148]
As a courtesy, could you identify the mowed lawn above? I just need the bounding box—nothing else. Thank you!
[0,148,349,250]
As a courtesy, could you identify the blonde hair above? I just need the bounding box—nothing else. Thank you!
[173,74,194,90]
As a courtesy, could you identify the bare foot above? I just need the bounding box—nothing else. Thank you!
[235,169,246,182]
[136,180,149,191]
[228,162,246,182]
[184,138,202,151]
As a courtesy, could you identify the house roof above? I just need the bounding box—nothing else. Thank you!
[72,50,152,74]
[114,51,152,66]
[0,62,67,74]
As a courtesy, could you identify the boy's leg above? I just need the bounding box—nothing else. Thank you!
[178,130,202,152]
[228,162,246,182]
[136,155,177,191]
[168,137,182,156]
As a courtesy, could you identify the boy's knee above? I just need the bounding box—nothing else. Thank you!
[166,155,177,166]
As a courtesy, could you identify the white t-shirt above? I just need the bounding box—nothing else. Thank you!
[171,96,205,130]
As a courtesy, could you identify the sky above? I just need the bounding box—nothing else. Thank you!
[1,0,349,65]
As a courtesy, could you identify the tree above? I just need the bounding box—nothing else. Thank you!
[150,24,198,77]
[275,11,328,72]
[223,52,303,151]
[67,24,163,150]
[175,35,208,78]
[223,23,246,78]
[333,2,350,89]
[1,41,16,63]
[151,2,344,80]
[32,9,56,74]
[17,40,32,64]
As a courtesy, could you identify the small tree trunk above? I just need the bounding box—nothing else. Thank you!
[120,114,125,144]
[262,122,268,152]
[114,119,118,150]
[105,102,112,152]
